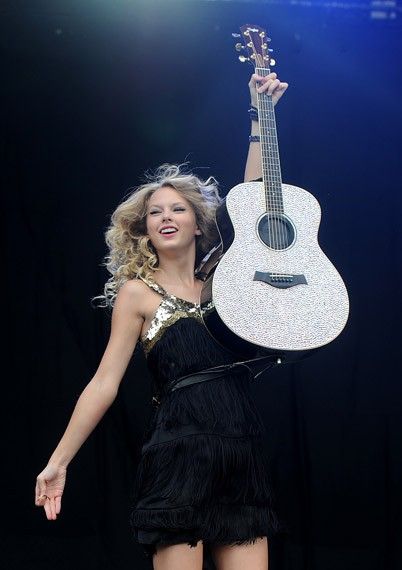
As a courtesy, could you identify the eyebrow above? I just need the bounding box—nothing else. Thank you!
[148,202,186,209]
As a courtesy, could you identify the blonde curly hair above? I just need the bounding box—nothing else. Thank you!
[94,163,222,308]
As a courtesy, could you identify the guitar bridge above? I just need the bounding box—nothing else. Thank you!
[253,271,307,289]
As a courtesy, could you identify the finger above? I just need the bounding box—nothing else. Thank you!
[257,78,277,94]
[268,78,281,96]
[258,72,277,86]
[44,498,52,520]
[35,478,46,504]
[272,83,289,106]
[250,73,272,88]
[276,82,289,92]
[55,495,62,514]
[251,73,265,82]
[35,484,48,506]
[273,83,289,100]
[36,495,47,507]
[49,497,57,519]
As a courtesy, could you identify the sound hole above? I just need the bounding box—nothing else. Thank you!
[257,213,295,250]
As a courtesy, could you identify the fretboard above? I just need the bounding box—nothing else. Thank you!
[256,66,284,213]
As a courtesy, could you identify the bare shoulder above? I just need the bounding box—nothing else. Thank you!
[114,279,150,319]
[118,278,148,298]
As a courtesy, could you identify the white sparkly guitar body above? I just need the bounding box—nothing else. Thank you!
[199,24,349,361]
[208,180,349,354]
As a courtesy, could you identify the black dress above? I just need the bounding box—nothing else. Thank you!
[129,276,285,563]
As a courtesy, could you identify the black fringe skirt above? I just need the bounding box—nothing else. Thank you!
[129,368,287,561]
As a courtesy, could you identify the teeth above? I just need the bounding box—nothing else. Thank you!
[160,228,177,234]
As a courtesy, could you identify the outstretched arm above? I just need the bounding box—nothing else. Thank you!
[244,72,288,182]
[35,280,144,519]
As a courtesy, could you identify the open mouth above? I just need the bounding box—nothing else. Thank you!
[159,227,178,235]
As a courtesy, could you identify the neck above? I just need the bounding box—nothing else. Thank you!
[256,66,284,214]
[155,247,198,286]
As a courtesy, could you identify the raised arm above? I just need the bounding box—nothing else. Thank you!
[244,72,288,182]
[35,280,144,519]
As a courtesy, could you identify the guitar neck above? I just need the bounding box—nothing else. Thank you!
[256,66,284,214]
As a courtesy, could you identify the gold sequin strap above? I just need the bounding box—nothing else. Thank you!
[138,275,167,297]
[137,273,215,357]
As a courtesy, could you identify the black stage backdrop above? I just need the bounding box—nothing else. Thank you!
[2,1,402,569]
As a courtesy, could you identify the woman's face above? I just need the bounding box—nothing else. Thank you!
[145,186,201,255]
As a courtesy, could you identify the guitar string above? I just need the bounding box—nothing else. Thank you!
[264,70,285,254]
[252,31,286,259]
[258,70,277,254]
[258,66,284,259]
[257,87,273,254]
[249,33,278,258]
[266,89,281,253]
[262,66,285,257]
[260,69,280,255]
[254,40,283,271]
[257,77,274,255]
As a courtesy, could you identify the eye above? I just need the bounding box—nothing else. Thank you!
[149,210,160,215]
[174,207,186,211]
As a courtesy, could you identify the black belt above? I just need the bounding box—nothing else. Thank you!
[151,354,283,407]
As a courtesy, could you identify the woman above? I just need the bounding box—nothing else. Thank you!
[35,72,289,570]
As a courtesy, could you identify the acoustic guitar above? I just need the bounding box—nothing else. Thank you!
[199,24,350,363]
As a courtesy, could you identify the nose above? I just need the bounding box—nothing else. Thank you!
[162,211,172,221]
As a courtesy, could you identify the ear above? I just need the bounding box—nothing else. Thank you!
[195,228,202,236]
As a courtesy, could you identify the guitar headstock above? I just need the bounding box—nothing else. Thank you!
[234,24,275,70]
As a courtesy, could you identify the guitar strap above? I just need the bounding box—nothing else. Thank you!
[163,354,283,398]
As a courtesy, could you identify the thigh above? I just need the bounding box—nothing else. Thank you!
[153,540,204,570]
[211,536,268,570]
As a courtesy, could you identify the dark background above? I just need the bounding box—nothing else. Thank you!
[2,1,402,569]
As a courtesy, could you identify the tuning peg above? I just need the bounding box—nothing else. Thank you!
[238,55,250,63]
[235,43,246,51]
[270,58,276,66]
[268,48,274,52]
[232,33,241,38]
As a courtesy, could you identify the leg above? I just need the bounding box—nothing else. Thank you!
[153,540,204,570]
[211,536,269,570]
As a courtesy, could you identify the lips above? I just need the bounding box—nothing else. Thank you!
[159,225,178,234]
